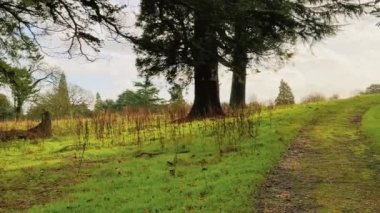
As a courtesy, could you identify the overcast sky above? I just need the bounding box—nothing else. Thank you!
[43,1,380,104]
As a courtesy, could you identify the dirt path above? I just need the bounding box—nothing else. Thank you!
[255,103,380,212]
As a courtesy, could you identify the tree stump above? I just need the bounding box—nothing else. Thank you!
[0,111,52,142]
[26,111,52,138]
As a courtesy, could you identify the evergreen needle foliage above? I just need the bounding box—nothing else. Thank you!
[275,79,295,106]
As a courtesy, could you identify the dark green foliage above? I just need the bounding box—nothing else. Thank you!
[0,0,131,60]
[0,59,55,119]
[93,93,118,113]
[225,0,368,107]
[0,26,41,63]
[27,74,93,118]
[134,0,194,82]
[0,60,12,86]
[135,0,228,117]
[365,84,380,94]
[71,103,93,117]
[116,77,162,110]
[169,83,186,106]
[0,93,13,120]
[50,73,71,117]
[94,93,104,113]
[102,99,117,112]
[275,80,295,106]
[27,99,49,120]
[8,67,39,118]
[134,0,368,117]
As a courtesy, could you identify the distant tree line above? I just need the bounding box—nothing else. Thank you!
[1,63,187,120]
[365,84,380,94]
[27,73,94,119]
[28,73,187,119]
[274,81,380,106]
[0,57,58,120]
[94,77,186,114]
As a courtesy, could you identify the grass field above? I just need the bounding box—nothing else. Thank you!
[253,94,380,212]
[362,104,380,153]
[1,95,379,212]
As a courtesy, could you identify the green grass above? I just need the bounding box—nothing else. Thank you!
[298,95,380,211]
[1,95,379,212]
[362,104,380,153]
[1,104,319,212]
[255,95,380,212]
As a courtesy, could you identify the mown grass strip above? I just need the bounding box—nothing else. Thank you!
[362,104,380,153]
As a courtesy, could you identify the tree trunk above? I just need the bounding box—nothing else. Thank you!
[14,101,23,121]
[188,66,224,118]
[230,66,247,108]
[229,21,248,108]
[27,111,52,138]
[187,6,224,119]
[0,111,52,142]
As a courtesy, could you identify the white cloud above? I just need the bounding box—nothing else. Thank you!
[237,15,380,103]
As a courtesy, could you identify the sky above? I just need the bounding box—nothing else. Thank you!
[43,1,380,104]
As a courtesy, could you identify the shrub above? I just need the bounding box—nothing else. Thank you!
[329,94,340,100]
[301,93,326,104]
[275,80,295,106]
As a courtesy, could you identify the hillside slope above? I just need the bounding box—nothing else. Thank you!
[256,95,380,212]
[1,95,379,212]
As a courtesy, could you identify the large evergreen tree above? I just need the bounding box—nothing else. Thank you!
[169,83,186,106]
[50,73,71,117]
[134,0,369,117]
[275,79,295,106]
[116,76,162,110]
[135,0,225,118]
[224,0,368,107]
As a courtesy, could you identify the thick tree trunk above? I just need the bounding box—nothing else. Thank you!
[229,22,248,108]
[14,100,23,121]
[27,111,52,138]
[187,5,224,119]
[230,66,247,108]
[0,111,52,142]
[188,64,224,118]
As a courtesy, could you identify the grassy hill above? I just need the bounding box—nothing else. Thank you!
[1,95,379,212]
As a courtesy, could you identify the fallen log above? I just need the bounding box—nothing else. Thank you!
[0,111,52,142]
[134,151,164,158]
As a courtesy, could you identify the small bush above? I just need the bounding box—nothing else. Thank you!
[301,93,326,104]
[329,94,340,100]
[247,101,262,109]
